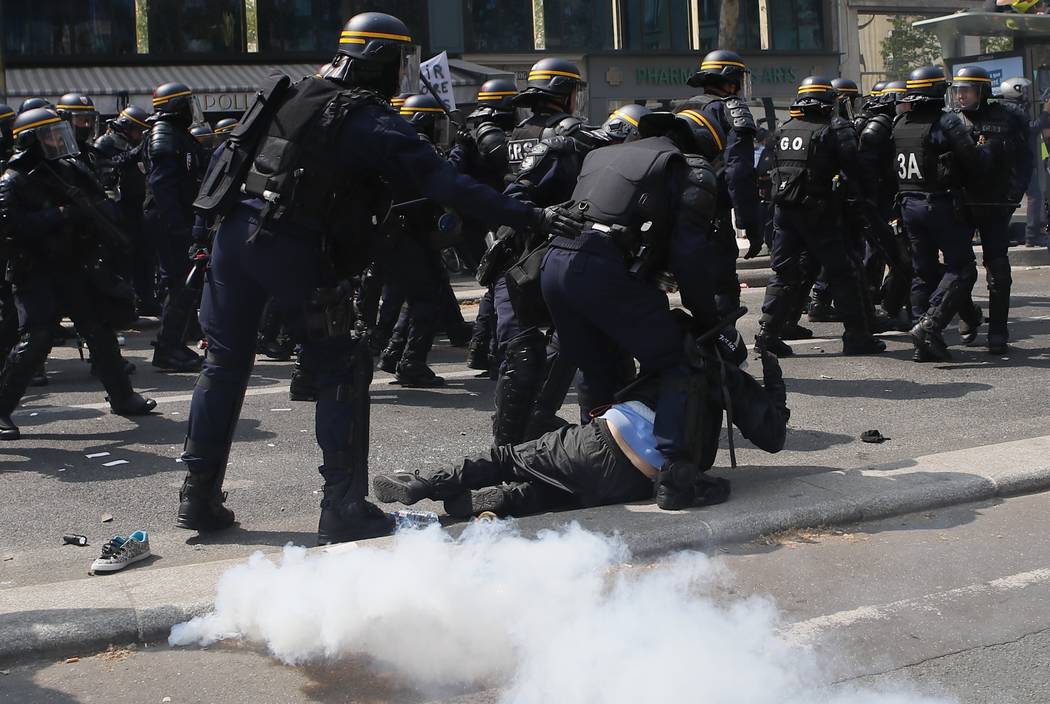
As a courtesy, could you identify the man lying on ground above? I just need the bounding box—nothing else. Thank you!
[373,317,790,518]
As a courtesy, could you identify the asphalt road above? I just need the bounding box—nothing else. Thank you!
[2,265,1050,590]
[4,491,1050,703]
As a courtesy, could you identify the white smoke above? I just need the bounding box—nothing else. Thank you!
[170,522,954,704]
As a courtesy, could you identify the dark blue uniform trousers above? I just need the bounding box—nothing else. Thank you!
[182,207,369,494]
[540,235,690,460]
[899,194,976,323]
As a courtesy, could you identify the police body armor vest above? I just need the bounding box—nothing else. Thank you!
[770,117,834,206]
[570,136,683,267]
[242,76,387,235]
[967,104,1017,192]
[507,113,570,174]
[893,111,943,193]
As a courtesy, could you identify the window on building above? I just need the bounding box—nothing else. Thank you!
[257,0,346,53]
[697,0,760,52]
[544,0,613,51]
[621,0,690,50]
[2,0,137,60]
[464,0,534,51]
[770,0,824,50]
[148,0,246,55]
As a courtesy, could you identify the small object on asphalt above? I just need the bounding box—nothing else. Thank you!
[0,669,10,675]
[476,511,499,522]
[393,509,440,530]
[65,657,79,664]
[63,534,89,547]
[860,430,889,444]
[90,531,151,574]
[820,374,832,379]
[100,513,114,523]
[102,459,128,467]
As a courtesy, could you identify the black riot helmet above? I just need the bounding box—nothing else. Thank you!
[637,109,725,161]
[512,58,583,112]
[213,118,238,146]
[880,80,907,106]
[56,93,100,144]
[686,49,752,99]
[864,81,887,110]
[791,76,837,114]
[18,97,52,114]
[390,92,413,110]
[190,123,215,150]
[831,78,860,118]
[110,105,150,145]
[399,93,447,142]
[903,65,948,104]
[152,82,204,127]
[949,65,993,112]
[322,12,417,100]
[602,104,652,143]
[11,107,80,161]
[469,78,519,128]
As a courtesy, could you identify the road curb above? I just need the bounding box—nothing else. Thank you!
[5,435,1050,663]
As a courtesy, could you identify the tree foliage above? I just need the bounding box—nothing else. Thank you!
[880,15,943,80]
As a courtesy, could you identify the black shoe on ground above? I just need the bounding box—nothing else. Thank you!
[807,301,842,323]
[373,470,453,505]
[289,370,318,402]
[910,321,951,363]
[443,487,509,519]
[842,335,886,356]
[258,339,294,361]
[755,334,794,358]
[655,481,696,510]
[318,485,393,545]
[987,333,1009,356]
[394,361,445,388]
[176,473,236,532]
[447,323,473,348]
[152,344,202,372]
[959,305,983,346]
[108,392,157,416]
[780,323,813,340]
[378,348,401,374]
[466,343,491,371]
[0,414,20,441]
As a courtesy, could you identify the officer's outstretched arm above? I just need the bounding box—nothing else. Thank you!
[360,110,536,232]
[670,162,719,330]
[146,144,193,233]
[727,351,789,453]
[831,117,872,196]
[503,136,574,207]
[722,98,760,231]
[941,112,981,190]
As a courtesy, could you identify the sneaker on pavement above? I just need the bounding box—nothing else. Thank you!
[90,531,151,574]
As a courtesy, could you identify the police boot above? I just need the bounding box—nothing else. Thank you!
[807,290,841,323]
[910,316,951,363]
[655,459,698,511]
[152,342,202,372]
[176,471,236,532]
[754,321,793,358]
[780,323,813,340]
[154,288,203,371]
[466,338,491,371]
[841,328,886,356]
[378,335,405,374]
[446,321,473,348]
[317,479,394,545]
[493,333,546,446]
[958,304,983,346]
[373,467,466,505]
[29,362,48,387]
[394,359,445,388]
[0,414,19,441]
[985,257,1012,355]
[109,392,157,416]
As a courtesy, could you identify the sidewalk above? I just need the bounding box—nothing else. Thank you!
[5,433,1050,662]
[451,241,1050,303]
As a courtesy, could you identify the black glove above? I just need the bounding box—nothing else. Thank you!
[455,127,477,156]
[187,241,210,264]
[743,226,763,259]
[532,206,582,239]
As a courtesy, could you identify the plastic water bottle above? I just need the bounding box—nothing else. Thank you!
[393,509,440,530]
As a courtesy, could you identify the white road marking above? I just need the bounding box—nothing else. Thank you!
[102,459,129,467]
[783,567,1050,645]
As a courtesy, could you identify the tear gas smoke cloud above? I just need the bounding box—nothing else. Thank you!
[170,522,955,704]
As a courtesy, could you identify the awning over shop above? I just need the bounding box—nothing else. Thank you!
[914,11,1050,54]
[3,59,515,115]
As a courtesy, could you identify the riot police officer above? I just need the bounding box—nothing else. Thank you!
[96,105,153,311]
[601,103,651,143]
[681,49,762,318]
[18,98,51,114]
[212,118,238,147]
[0,109,156,440]
[178,12,577,544]
[56,93,102,172]
[0,104,16,361]
[540,109,725,510]
[891,66,981,362]
[143,82,208,372]
[757,77,885,358]
[950,65,1032,354]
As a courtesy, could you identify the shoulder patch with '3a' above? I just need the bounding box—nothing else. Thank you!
[520,142,549,173]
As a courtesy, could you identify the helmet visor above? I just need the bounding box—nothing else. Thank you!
[737,71,753,101]
[71,113,100,143]
[189,95,206,129]
[837,95,855,120]
[947,83,983,112]
[38,121,81,160]
[399,44,421,97]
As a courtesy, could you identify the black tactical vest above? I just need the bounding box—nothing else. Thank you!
[892,111,943,192]
[571,136,683,259]
[508,113,570,174]
[770,117,834,205]
[242,76,387,235]
[967,104,1018,191]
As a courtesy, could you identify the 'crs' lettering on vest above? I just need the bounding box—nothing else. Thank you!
[507,138,540,171]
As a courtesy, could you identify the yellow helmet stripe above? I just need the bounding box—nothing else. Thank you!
[906,79,943,87]
[952,75,992,82]
[477,91,517,98]
[701,60,746,69]
[153,90,192,104]
[341,30,412,42]
[610,109,639,127]
[56,103,96,110]
[120,110,150,128]
[339,37,366,44]
[400,107,446,113]
[678,110,724,151]
[529,69,582,80]
[798,85,833,92]
[869,89,883,96]
[214,123,238,133]
[12,115,62,136]
[0,110,14,120]
[789,109,804,117]
[837,87,860,93]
